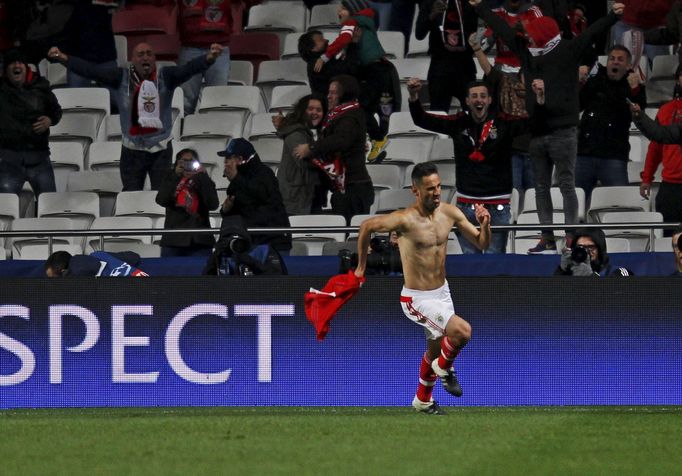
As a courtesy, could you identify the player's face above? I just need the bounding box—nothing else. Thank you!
[465,86,492,123]
[606,50,630,81]
[576,236,599,263]
[305,99,324,127]
[673,233,682,271]
[414,173,442,212]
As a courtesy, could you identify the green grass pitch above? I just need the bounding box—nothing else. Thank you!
[2,406,682,475]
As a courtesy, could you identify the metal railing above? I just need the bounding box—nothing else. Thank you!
[0,222,678,255]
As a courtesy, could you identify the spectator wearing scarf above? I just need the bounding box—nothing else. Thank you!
[155,148,220,257]
[48,42,223,191]
[292,74,374,223]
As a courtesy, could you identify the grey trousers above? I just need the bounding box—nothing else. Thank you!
[529,127,579,240]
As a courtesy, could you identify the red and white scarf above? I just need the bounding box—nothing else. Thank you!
[313,100,361,193]
[175,176,200,215]
[129,65,162,135]
[468,119,495,162]
[441,0,467,52]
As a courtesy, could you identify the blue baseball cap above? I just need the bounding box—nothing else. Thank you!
[218,138,256,162]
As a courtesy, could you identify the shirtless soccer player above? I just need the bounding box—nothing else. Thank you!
[354,162,491,414]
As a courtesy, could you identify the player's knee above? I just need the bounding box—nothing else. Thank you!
[447,317,471,342]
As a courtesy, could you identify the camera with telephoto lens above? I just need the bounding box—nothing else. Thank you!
[338,236,402,275]
[570,246,589,264]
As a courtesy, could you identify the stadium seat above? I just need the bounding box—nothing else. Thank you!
[87,141,121,172]
[66,170,123,217]
[46,62,67,87]
[649,54,677,81]
[229,60,254,85]
[105,115,122,141]
[112,2,178,35]
[289,241,310,256]
[378,31,405,59]
[446,237,462,255]
[587,186,649,222]
[322,240,355,256]
[428,137,454,163]
[348,213,375,241]
[281,33,303,59]
[605,237,631,253]
[387,111,440,138]
[289,214,347,255]
[13,243,84,260]
[50,114,101,147]
[0,193,20,250]
[308,4,341,31]
[50,142,86,191]
[247,112,278,141]
[230,32,281,79]
[521,187,587,223]
[53,87,110,126]
[211,167,231,193]
[406,32,429,58]
[245,2,307,34]
[393,58,430,82]
[86,216,155,253]
[653,237,673,252]
[9,217,83,259]
[373,188,415,213]
[367,164,402,191]
[197,85,265,116]
[514,212,567,239]
[37,192,100,230]
[269,84,312,113]
[255,59,309,108]
[114,191,166,227]
[628,135,648,162]
[181,113,244,144]
[252,140,284,166]
[601,211,664,252]
[114,34,128,66]
[382,137,432,166]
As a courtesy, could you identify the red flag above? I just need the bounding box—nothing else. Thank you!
[304,271,365,341]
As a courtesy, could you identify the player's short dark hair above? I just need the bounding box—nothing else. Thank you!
[411,162,439,185]
[298,30,323,62]
[45,250,72,275]
[330,74,360,102]
[608,44,632,63]
[466,80,489,96]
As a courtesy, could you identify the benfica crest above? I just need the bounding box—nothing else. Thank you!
[142,95,156,113]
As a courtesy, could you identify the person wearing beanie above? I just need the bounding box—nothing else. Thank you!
[554,228,634,277]
[48,42,223,192]
[636,65,682,235]
[0,49,61,198]
[316,0,400,163]
[218,138,292,254]
[470,0,625,255]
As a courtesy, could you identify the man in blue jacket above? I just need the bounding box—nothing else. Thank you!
[47,41,223,191]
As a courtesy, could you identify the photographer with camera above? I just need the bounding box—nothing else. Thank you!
[155,148,219,257]
[340,230,402,276]
[554,228,633,277]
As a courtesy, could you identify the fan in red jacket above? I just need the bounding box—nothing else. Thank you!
[640,66,682,233]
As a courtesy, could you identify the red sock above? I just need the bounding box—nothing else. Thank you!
[416,352,437,402]
[436,336,461,371]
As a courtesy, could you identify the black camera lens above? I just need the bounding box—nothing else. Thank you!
[571,246,588,263]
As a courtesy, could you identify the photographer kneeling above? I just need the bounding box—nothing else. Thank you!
[554,228,633,277]
[340,231,402,276]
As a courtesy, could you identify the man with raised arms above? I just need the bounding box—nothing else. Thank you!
[354,162,491,414]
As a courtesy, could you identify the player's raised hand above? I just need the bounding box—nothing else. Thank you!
[206,43,223,62]
[47,46,67,63]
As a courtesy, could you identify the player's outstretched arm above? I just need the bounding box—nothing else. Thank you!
[355,212,406,278]
[444,203,491,251]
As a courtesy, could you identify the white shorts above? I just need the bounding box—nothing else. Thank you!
[400,281,455,341]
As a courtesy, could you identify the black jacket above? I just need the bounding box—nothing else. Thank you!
[410,99,526,198]
[415,0,478,63]
[578,65,647,160]
[476,2,618,133]
[309,103,371,186]
[221,155,292,251]
[155,169,220,249]
[0,72,62,151]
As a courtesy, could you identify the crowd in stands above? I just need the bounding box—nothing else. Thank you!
[0,0,680,271]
